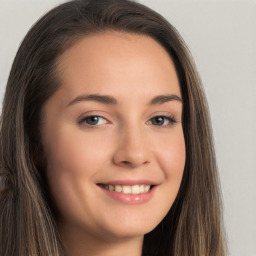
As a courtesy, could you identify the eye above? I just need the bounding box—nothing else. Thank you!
[79,115,108,127]
[148,115,177,127]
[79,114,177,128]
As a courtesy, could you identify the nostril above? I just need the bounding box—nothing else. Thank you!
[121,161,133,167]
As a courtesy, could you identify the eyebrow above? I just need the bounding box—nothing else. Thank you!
[66,93,183,107]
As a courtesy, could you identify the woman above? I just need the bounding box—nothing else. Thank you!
[0,0,227,255]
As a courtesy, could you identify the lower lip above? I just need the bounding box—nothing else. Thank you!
[98,186,156,204]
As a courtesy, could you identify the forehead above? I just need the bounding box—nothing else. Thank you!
[54,31,181,104]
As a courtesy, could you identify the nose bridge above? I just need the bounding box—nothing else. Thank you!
[113,121,150,168]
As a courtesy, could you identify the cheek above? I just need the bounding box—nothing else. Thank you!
[42,125,114,221]
[155,129,186,178]
[154,129,185,209]
[44,125,110,177]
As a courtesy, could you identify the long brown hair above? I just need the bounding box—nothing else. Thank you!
[0,0,227,255]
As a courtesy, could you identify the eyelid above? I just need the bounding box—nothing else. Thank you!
[78,111,179,128]
[78,110,111,122]
[146,113,177,127]
[79,114,109,128]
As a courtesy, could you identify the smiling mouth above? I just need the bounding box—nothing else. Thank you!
[97,184,154,194]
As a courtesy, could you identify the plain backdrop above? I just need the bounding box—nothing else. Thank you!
[0,0,255,255]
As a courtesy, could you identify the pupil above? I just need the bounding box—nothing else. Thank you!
[153,117,164,125]
[87,116,99,125]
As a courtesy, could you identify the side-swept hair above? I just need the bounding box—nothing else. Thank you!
[0,0,227,255]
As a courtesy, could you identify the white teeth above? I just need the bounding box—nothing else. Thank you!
[145,185,150,192]
[139,185,145,193]
[122,186,132,194]
[132,185,140,194]
[102,184,152,194]
[109,185,114,191]
[115,185,122,192]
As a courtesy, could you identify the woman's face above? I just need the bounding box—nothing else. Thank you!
[41,32,185,241]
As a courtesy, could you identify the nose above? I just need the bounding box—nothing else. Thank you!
[112,126,151,168]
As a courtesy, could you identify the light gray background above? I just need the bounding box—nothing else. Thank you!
[0,0,255,255]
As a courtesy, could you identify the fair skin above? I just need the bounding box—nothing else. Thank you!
[41,32,185,256]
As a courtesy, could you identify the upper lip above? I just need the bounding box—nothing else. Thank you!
[97,180,158,186]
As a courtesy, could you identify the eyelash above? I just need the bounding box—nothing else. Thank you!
[79,114,177,128]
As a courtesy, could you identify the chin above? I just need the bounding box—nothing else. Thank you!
[98,214,163,241]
